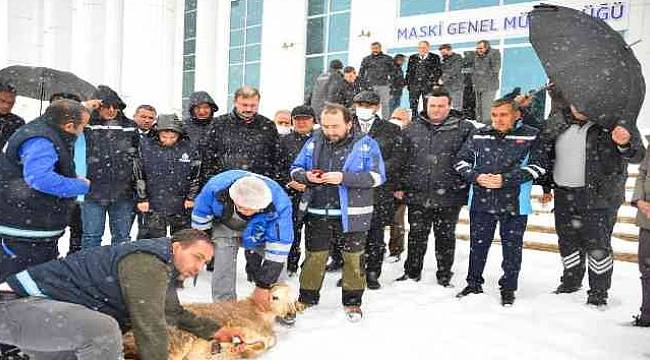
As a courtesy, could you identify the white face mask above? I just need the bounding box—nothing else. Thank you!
[276,125,292,135]
[356,108,375,121]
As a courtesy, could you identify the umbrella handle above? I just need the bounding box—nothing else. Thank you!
[38,80,45,115]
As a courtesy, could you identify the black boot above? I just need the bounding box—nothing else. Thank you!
[395,273,421,282]
[366,271,381,290]
[456,285,483,298]
[633,315,650,327]
[553,283,581,294]
[501,290,515,306]
[587,290,608,307]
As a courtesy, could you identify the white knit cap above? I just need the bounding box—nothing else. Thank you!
[229,176,272,210]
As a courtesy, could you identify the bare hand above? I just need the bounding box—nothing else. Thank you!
[321,172,343,185]
[540,192,553,204]
[287,181,307,192]
[184,200,194,209]
[514,94,532,107]
[638,200,650,218]
[477,174,502,189]
[137,202,150,213]
[251,287,272,311]
[306,171,326,184]
[612,126,631,146]
[81,99,102,111]
[77,177,91,186]
[394,191,404,200]
[213,327,247,353]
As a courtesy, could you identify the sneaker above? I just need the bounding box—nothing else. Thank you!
[553,283,582,294]
[366,272,381,290]
[385,254,401,263]
[456,285,483,298]
[276,312,296,326]
[395,273,421,282]
[325,259,343,272]
[344,306,363,322]
[501,290,515,307]
[586,290,608,307]
[633,315,650,327]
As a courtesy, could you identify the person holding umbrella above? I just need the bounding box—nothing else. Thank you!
[541,103,643,306]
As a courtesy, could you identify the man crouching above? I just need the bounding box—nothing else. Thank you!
[0,229,244,359]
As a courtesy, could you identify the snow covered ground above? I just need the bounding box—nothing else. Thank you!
[178,243,648,360]
[56,221,650,360]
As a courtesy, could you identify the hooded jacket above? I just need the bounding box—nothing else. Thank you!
[183,91,219,148]
[0,112,25,150]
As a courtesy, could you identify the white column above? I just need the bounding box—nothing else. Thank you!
[104,0,124,90]
[629,0,650,131]
[42,0,74,70]
[257,0,307,117]
[194,0,219,98]
[0,0,9,69]
[348,0,397,69]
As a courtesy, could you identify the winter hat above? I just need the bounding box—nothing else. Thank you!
[329,59,344,71]
[291,105,316,119]
[156,114,184,134]
[229,176,272,210]
[93,85,126,110]
[353,90,381,105]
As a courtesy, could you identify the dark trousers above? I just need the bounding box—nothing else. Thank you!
[467,211,527,291]
[639,228,650,320]
[404,204,462,280]
[0,236,59,283]
[299,216,366,306]
[408,86,430,117]
[68,203,83,255]
[388,202,406,256]
[365,197,396,276]
[389,94,402,115]
[287,198,305,272]
[554,188,616,293]
[136,211,190,239]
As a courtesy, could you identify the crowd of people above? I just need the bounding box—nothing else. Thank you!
[0,38,648,359]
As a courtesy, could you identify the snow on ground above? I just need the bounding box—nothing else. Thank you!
[57,223,650,360]
[178,242,650,360]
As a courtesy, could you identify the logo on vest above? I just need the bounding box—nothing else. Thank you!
[179,153,191,162]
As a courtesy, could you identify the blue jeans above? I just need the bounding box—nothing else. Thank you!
[81,200,135,249]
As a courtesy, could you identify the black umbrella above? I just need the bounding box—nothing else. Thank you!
[0,65,96,103]
[529,4,645,129]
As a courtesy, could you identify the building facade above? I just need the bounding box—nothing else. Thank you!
[1,0,649,128]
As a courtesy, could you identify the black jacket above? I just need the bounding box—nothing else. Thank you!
[354,116,404,222]
[391,65,406,97]
[183,91,219,149]
[541,111,645,209]
[440,53,464,90]
[279,131,312,198]
[138,135,201,216]
[201,110,281,183]
[400,113,474,207]
[328,79,365,109]
[84,112,141,203]
[359,52,397,87]
[0,112,25,150]
[406,53,442,90]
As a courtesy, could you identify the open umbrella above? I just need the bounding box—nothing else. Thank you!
[0,65,96,103]
[529,4,645,129]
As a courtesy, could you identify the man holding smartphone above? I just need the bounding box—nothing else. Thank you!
[290,103,385,322]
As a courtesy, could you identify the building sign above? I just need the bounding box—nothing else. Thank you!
[394,1,630,47]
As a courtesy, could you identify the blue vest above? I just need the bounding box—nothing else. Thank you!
[6,239,173,330]
[0,118,77,234]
